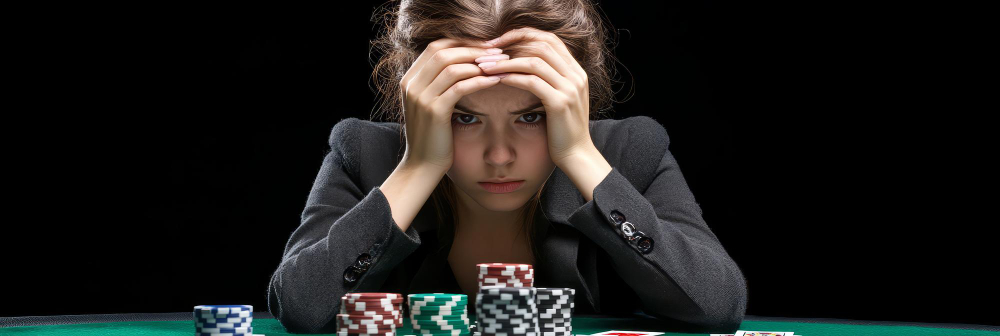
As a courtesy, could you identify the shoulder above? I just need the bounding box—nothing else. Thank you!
[589,115,670,187]
[327,117,404,177]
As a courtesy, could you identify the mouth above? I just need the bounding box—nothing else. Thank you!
[477,180,525,194]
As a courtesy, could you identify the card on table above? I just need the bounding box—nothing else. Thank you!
[589,331,665,336]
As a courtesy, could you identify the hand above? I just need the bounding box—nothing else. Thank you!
[478,27,595,167]
[399,38,507,173]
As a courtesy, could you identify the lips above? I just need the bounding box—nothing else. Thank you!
[478,180,525,194]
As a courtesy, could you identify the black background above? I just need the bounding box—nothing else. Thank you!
[5,1,996,328]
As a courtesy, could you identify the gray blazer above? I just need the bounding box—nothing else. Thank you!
[267,116,748,334]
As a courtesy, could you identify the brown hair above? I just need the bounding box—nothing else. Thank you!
[368,0,628,261]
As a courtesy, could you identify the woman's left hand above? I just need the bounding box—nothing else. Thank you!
[478,27,595,168]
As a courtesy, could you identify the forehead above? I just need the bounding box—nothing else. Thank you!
[457,84,540,108]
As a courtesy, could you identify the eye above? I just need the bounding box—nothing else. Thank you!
[452,112,546,130]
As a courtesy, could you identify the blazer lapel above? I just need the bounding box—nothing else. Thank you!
[536,166,600,313]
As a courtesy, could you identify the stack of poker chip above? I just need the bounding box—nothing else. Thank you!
[193,305,253,336]
[475,286,539,336]
[536,288,574,336]
[408,293,471,335]
[476,263,534,289]
[337,292,403,335]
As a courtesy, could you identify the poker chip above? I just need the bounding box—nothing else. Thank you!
[338,293,403,335]
[533,288,574,335]
[408,293,470,335]
[476,263,535,289]
[193,305,255,336]
[475,284,539,335]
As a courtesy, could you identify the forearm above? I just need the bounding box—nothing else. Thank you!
[558,144,614,202]
[380,162,446,232]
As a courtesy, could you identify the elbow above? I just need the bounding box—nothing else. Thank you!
[267,263,338,334]
[695,259,749,332]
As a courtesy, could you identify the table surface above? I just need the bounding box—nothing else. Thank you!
[1,313,997,336]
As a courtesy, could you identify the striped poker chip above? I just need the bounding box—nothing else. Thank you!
[477,320,534,329]
[536,288,574,296]
[344,293,402,300]
[197,333,253,336]
[336,332,395,336]
[538,312,573,319]
[540,326,573,331]
[479,276,533,283]
[194,316,251,324]
[476,331,539,336]
[409,293,468,302]
[193,305,253,315]
[476,318,536,326]
[537,307,573,314]
[476,263,532,272]
[195,321,251,329]
[411,313,470,321]
[478,306,537,317]
[197,326,252,334]
[541,332,572,336]
[479,286,537,297]
[338,323,396,332]
[194,310,252,319]
[538,317,571,323]
[412,306,467,315]
[536,304,574,310]
[412,329,470,336]
[536,299,573,306]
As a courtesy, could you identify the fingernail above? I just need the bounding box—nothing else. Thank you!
[486,38,500,45]
[478,62,496,69]
[475,54,509,63]
[487,75,502,81]
[496,73,510,79]
[485,48,503,55]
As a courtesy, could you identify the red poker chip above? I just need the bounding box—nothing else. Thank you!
[338,326,397,333]
[343,298,404,304]
[479,269,533,275]
[478,275,533,281]
[341,308,402,315]
[479,277,533,284]
[339,313,400,320]
[341,302,402,310]
[343,293,403,299]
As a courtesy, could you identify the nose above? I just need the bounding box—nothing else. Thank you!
[484,140,515,167]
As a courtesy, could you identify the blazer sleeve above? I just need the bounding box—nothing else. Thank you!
[267,118,423,334]
[566,116,748,332]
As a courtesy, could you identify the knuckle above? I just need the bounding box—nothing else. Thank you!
[528,57,546,69]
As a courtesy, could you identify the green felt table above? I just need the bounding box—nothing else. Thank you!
[1,314,997,336]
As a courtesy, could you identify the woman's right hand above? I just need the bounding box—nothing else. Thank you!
[398,38,506,173]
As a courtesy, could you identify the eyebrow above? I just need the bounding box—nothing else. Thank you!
[454,102,545,116]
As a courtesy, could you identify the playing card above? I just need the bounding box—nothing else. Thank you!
[735,331,796,336]
[589,331,665,336]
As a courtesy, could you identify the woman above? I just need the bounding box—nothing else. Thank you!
[267,0,747,334]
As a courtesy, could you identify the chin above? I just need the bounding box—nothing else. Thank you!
[471,189,532,212]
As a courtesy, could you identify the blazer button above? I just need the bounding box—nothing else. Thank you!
[636,236,654,254]
[610,210,626,225]
[619,221,636,237]
[343,266,363,286]
[356,253,372,270]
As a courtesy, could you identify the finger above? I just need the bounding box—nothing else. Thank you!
[492,73,566,111]
[433,74,505,115]
[422,63,492,100]
[408,46,500,100]
[485,27,582,78]
[481,56,575,93]
[402,38,463,91]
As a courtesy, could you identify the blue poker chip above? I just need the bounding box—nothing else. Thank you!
[196,326,252,334]
[194,305,253,314]
[195,316,251,323]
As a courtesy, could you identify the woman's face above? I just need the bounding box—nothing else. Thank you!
[446,83,556,214]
